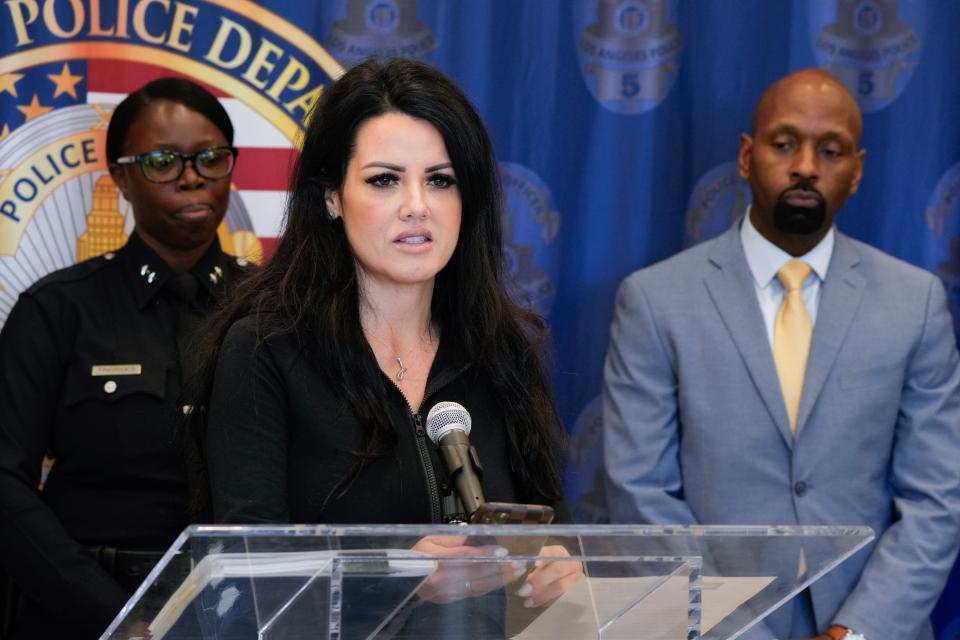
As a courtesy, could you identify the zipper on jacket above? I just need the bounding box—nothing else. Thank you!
[412,412,442,523]
[382,371,443,523]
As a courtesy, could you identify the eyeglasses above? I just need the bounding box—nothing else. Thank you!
[115,146,239,183]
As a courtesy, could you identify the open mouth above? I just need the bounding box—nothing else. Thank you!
[394,229,433,246]
[395,235,431,244]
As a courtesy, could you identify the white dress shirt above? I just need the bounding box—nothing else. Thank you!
[739,208,835,349]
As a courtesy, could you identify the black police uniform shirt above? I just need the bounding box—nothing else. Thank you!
[0,231,249,630]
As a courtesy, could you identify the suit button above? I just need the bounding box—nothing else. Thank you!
[794,481,807,496]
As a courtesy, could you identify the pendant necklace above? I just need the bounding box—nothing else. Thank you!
[365,327,433,383]
[395,353,411,381]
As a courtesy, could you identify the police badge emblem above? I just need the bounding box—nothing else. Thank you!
[925,163,960,340]
[325,0,437,67]
[683,162,751,247]
[499,162,561,316]
[811,0,925,113]
[575,0,683,115]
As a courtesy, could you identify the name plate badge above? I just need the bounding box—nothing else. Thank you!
[91,364,143,377]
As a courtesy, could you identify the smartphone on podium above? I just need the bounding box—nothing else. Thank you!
[469,502,555,525]
[468,502,555,565]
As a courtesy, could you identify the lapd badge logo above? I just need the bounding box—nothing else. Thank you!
[924,162,960,339]
[811,0,925,113]
[565,395,610,524]
[575,0,683,115]
[0,1,345,326]
[683,162,751,247]
[326,0,437,67]
[499,162,561,316]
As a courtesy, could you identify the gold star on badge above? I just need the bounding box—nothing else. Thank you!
[17,94,53,123]
[0,72,24,97]
[0,123,9,143]
[47,63,83,99]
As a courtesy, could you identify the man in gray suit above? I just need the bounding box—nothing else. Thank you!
[602,69,960,640]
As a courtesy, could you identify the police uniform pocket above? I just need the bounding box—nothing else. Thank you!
[63,362,168,406]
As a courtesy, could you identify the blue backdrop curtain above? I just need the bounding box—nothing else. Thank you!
[1,0,957,635]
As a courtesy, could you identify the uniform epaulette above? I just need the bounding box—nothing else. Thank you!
[224,254,258,279]
[26,251,121,294]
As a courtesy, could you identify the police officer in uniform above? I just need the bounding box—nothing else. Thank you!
[0,78,251,639]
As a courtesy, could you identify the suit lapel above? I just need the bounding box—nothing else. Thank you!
[704,225,795,447]
[796,233,865,434]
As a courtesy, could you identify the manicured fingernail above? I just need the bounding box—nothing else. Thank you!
[523,597,535,608]
[515,583,533,597]
[510,560,526,572]
[494,546,509,557]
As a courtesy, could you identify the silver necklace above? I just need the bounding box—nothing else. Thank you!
[364,327,433,383]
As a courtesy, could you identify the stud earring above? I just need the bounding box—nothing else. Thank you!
[323,187,340,221]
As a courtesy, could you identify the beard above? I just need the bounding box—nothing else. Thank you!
[772,182,827,235]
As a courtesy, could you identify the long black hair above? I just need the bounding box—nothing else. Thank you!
[191,57,564,512]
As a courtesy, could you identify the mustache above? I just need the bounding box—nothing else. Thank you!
[779,180,825,202]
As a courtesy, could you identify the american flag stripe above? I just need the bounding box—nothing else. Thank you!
[232,148,298,192]
[87,60,229,97]
[234,190,287,239]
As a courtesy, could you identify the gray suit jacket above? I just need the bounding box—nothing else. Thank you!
[602,222,960,639]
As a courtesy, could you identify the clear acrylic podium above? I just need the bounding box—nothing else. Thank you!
[101,524,873,640]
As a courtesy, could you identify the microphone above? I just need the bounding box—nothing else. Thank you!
[426,401,485,518]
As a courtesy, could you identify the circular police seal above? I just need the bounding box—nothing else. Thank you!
[326,0,437,67]
[499,162,562,316]
[0,105,257,325]
[810,0,925,113]
[924,162,960,340]
[683,161,751,247]
[614,1,650,36]
[574,0,683,115]
[853,1,884,35]
[365,0,402,34]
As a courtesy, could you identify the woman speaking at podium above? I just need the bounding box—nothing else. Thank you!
[0,78,249,638]
[198,58,580,617]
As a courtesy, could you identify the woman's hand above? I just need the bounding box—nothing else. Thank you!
[412,534,527,604]
[512,544,584,608]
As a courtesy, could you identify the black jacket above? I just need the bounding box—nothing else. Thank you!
[207,315,569,526]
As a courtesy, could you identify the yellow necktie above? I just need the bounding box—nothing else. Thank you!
[773,260,813,435]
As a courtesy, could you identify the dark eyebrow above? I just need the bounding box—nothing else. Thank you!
[360,162,404,171]
[769,124,853,145]
[768,124,800,137]
[359,162,454,172]
[818,132,849,143]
